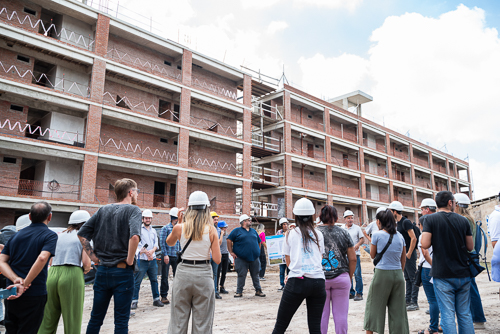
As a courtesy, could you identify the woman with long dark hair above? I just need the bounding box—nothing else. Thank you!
[272,198,326,334]
[318,205,356,334]
[364,209,409,334]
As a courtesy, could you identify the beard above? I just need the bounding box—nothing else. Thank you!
[131,196,137,206]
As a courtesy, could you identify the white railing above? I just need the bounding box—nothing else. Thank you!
[251,165,282,185]
[251,133,281,152]
[251,101,283,120]
[251,201,278,217]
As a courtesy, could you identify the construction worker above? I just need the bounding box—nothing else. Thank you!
[210,211,223,299]
[160,207,181,305]
[362,207,386,253]
[131,209,163,309]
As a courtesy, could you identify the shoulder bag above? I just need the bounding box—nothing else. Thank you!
[373,233,394,266]
[442,214,485,277]
[177,237,193,262]
[414,249,431,287]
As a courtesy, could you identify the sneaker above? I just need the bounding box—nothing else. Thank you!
[130,311,136,317]
[406,300,411,306]
[219,287,229,294]
[349,294,355,299]
[255,290,266,297]
[354,294,363,301]
[130,301,138,310]
[161,297,170,305]
[278,286,284,291]
[473,322,486,330]
[215,293,222,300]
[407,304,419,311]
[425,309,430,314]
[153,299,164,307]
[234,293,243,298]
[260,277,266,281]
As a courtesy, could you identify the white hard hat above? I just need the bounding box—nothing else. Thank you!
[16,214,31,231]
[289,222,296,227]
[69,210,91,225]
[187,191,210,208]
[420,198,437,209]
[376,207,387,215]
[239,214,251,223]
[142,209,153,218]
[343,210,354,218]
[293,198,315,216]
[388,201,404,211]
[169,207,179,217]
[279,217,288,225]
[454,193,471,208]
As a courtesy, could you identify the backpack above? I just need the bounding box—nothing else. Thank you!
[475,221,491,281]
[412,222,421,241]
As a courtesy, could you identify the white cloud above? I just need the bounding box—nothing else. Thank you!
[294,0,363,11]
[470,159,500,200]
[267,21,289,34]
[241,0,281,9]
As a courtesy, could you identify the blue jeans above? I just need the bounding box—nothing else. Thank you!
[422,268,441,332]
[350,255,363,296]
[470,277,486,322]
[133,259,160,301]
[211,259,218,292]
[433,277,474,334]
[279,264,287,287]
[86,266,134,334]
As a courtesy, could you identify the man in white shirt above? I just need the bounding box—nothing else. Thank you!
[488,193,500,249]
[362,207,386,254]
[343,210,365,301]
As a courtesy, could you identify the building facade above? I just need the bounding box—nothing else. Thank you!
[0,0,471,229]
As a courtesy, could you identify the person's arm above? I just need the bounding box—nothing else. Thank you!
[401,246,407,271]
[0,254,21,284]
[167,224,182,246]
[285,255,290,267]
[465,235,474,252]
[161,227,170,264]
[354,229,364,252]
[210,226,222,264]
[493,241,498,249]
[370,243,377,259]
[362,229,371,243]
[421,232,432,249]
[422,248,432,266]
[406,228,417,258]
[79,236,100,264]
[127,235,140,266]
[82,248,92,274]
[218,229,223,246]
[227,239,236,259]
[347,247,356,280]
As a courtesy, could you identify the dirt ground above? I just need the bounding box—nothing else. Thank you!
[55,259,499,333]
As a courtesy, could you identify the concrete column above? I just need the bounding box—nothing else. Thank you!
[242,180,251,215]
[326,165,333,193]
[80,155,98,203]
[430,172,435,190]
[445,158,450,175]
[360,174,366,199]
[453,163,458,178]
[385,133,391,154]
[447,177,452,191]
[455,180,459,193]
[415,209,420,224]
[409,143,414,163]
[412,187,417,208]
[323,107,330,135]
[176,170,188,208]
[389,181,394,202]
[325,138,332,164]
[327,194,333,206]
[284,155,292,187]
[361,201,368,225]
[429,151,434,171]
[243,74,252,107]
[410,165,416,185]
[90,58,106,103]
[85,105,102,152]
[284,91,291,120]
[177,128,189,168]
[285,187,293,219]
[181,50,192,86]
[242,144,251,179]
[357,121,363,145]
[387,156,393,179]
[179,88,191,125]
[284,122,292,154]
[94,14,110,57]
[359,147,365,172]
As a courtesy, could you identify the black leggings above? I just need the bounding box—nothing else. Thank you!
[217,253,229,288]
[272,277,326,334]
[259,244,267,278]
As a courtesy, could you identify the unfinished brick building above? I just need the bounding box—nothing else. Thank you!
[0,0,472,230]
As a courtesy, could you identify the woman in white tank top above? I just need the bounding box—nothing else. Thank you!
[166,191,221,334]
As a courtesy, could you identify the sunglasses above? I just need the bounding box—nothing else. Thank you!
[131,188,141,194]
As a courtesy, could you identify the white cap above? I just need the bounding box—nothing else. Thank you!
[289,222,296,227]
[69,210,91,225]
[293,198,315,216]
[376,207,387,215]
[188,191,210,208]
[420,198,437,209]
[16,214,31,231]
[142,209,153,218]
[279,217,288,225]
[454,193,471,208]
[388,201,404,211]
[239,214,251,223]
[169,207,179,217]
[343,210,354,218]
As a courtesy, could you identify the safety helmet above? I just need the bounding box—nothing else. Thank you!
[69,210,91,225]
[169,207,179,218]
[239,214,251,223]
[210,211,219,218]
[420,198,437,209]
[279,217,288,225]
[343,210,354,218]
[16,214,31,231]
[289,222,296,227]
[187,191,210,209]
[218,221,228,228]
[454,193,471,208]
[293,198,315,216]
[376,207,387,215]
[388,201,404,211]
[142,209,153,218]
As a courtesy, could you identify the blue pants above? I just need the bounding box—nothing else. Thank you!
[470,277,486,323]
[422,268,441,332]
[279,264,289,288]
[433,277,474,334]
[133,259,160,301]
[86,266,134,334]
[211,259,218,292]
[350,255,363,296]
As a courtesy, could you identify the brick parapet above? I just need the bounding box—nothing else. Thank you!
[95,14,110,57]
[181,50,192,86]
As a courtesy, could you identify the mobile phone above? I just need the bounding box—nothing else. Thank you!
[142,243,149,249]
[0,287,17,299]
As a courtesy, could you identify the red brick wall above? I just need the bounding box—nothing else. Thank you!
[0,48,34,84]
[291,136,325,161]
[191,66,237,101]
[186,181,236,215]
[189,105,238,137]
[94,14,109,57]
[188,141,238,175]
[0,1,42,34]
[0,208,16,229]
[290,104,323,132]
[0,153,21,196]
[0,100,29,137]
[332,204,361,225]
[331,148,358,169]
[291,166,325,191]
[99,123,178,164]
[106,34,181,81]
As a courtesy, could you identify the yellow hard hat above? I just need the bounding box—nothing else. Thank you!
[210,211,219,217]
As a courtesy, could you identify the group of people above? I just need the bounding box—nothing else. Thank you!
[0,174,495,334]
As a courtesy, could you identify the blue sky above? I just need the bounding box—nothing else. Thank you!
[118,0,500,199]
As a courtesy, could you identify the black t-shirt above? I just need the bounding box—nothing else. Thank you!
[2,223,57,296]
[423,211,472,278]
[78,204,142,267]
[318,225,354,279]
[397,217,414,253]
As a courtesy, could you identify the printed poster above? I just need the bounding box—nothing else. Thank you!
[266,234,285,266]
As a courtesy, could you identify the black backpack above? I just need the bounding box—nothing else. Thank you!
[412,222,421,241]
